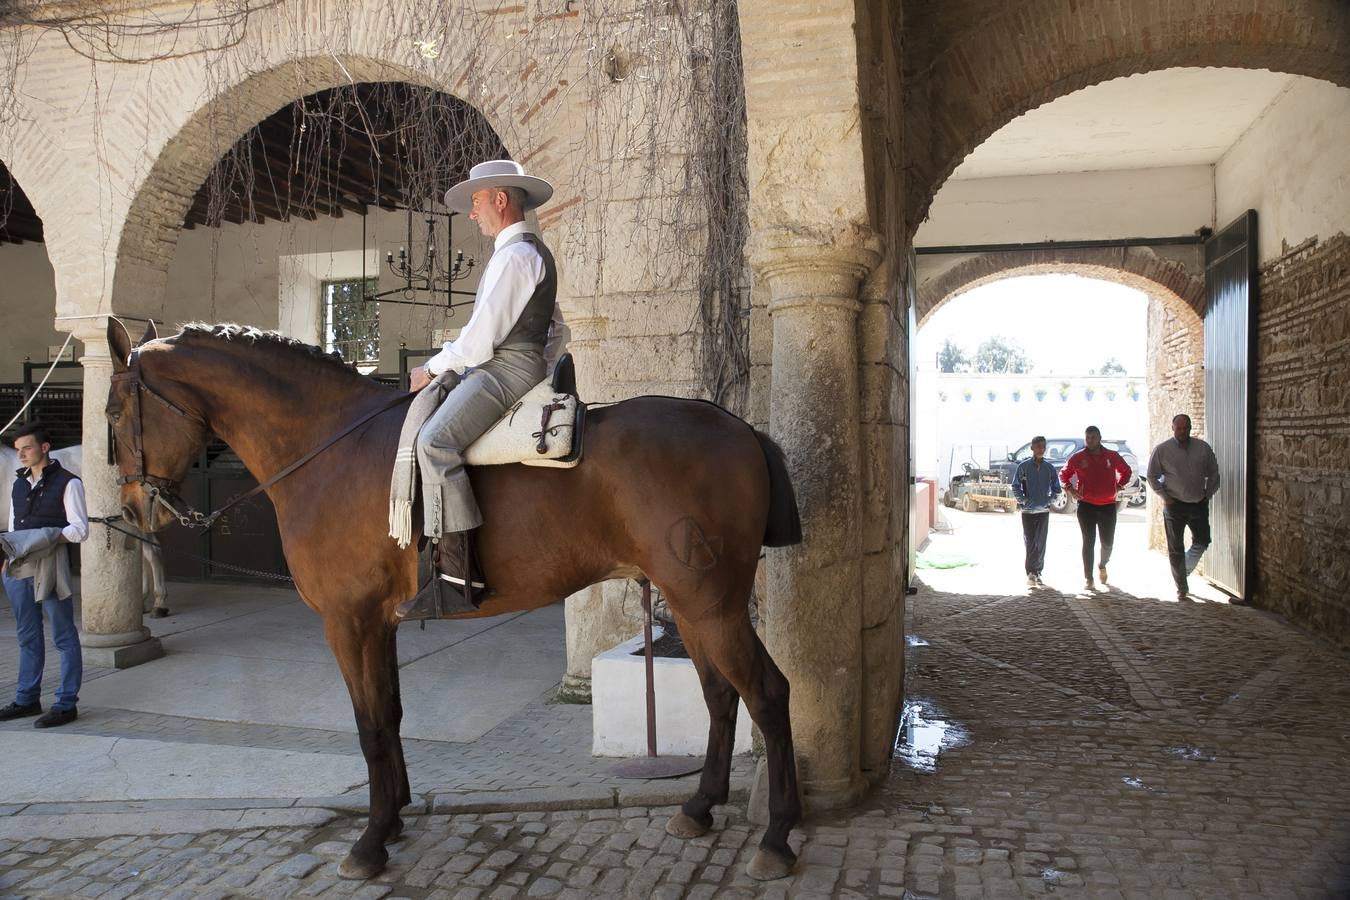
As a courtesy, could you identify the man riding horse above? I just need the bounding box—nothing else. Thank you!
[400,160,569,616]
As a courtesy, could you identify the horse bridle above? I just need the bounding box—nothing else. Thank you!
[109,349,207,520]
[110,347,414,531]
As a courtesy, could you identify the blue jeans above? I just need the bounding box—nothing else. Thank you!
[3,570,82,710]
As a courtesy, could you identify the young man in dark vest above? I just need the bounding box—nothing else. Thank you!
[1,422,88,727]
[400,160,567,616]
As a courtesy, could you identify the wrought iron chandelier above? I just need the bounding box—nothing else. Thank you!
[361,206,478,312]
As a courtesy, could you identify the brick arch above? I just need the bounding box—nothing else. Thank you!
[906,0,1350,234]
[917,246,1204,329]
[111,54,505,305]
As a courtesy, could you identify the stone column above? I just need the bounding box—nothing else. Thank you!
[758,239,878,814]
[57,316,163,669]
[558,580,645,703]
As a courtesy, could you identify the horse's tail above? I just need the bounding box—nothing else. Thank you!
[753,429,803,547]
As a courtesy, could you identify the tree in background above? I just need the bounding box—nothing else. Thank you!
[1092,357,1127,376]
[937,338,970,373]
[974,336,1031,373]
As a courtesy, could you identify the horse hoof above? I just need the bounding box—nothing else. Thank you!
[337,853,384,880]
[152,608,169,618]
[665,812,710,839]
[747,848,795,881]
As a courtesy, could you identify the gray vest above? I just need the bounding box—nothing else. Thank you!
[496,231,557,353]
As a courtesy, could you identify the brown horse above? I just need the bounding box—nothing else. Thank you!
[105,320,804,881]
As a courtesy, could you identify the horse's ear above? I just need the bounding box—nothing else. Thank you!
[108,318,134,372]
[139,320,159,345]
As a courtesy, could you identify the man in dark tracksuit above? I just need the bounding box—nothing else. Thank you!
[1011,435,1061,588]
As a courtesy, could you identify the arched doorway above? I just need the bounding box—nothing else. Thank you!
[149,80,506,582]
[0,163,75,445]
[919,251,1206,551]
[906,60,1350,640]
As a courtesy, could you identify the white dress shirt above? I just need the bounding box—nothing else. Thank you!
[424,221,568,376]
[8,467,89,543]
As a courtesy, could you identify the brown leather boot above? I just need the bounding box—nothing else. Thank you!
[395,531,487,622]
[439,530,487,609]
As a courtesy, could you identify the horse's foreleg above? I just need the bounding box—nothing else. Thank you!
[323,613,406,879]
[385,626,412,816]
[666,629,739,840]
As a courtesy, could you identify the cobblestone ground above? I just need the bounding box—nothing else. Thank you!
[3,512,1349,898]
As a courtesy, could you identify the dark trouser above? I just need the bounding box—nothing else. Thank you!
[1020,512,1049,577]
[1163,499,1211,594]
[1076,501,1117,580]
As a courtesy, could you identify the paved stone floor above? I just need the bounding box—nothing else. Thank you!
[3,509,1349,898]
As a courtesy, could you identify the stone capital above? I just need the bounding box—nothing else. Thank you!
[55,313,159,348]
[753,233,882,316]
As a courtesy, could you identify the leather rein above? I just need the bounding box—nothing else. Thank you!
[110,348,414,531]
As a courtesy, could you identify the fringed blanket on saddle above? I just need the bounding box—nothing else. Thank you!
[388,354,584,620]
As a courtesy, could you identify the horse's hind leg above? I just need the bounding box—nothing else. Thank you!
[323,612,407,879]
[665,597,800,881]
[666,646,739,839]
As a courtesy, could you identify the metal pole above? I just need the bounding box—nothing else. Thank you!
[607,577,704,779]
[642,579,657,758]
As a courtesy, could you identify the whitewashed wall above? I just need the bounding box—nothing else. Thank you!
[0,242,72,383]
[917,165,1215,247]
[1216,79,1350,262]
[917,370,1149,488]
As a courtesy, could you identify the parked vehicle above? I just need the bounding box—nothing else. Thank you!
[943,461,1018,513]
[991,438,1146,513]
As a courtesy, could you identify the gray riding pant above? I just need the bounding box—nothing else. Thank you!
[417,346,546,536]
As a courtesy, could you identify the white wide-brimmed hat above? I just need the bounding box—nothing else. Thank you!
[443,159,554,214]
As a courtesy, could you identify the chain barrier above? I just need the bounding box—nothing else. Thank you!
[88,514,296,583]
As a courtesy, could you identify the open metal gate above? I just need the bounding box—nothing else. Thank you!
[906,249,919,589]
[1203,210,1257,599]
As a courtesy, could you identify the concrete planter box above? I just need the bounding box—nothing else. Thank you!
[591,628,753,757]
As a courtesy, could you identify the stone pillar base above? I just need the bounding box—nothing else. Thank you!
[82,630,163,669]
[554,673,592,705]
[747,757,863,825]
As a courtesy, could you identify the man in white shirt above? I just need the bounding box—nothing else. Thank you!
[406,160,567,607]
[1,423,88,728]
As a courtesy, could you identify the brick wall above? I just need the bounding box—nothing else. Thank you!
[1146,296,1206,548]
[1252,233,1350,646]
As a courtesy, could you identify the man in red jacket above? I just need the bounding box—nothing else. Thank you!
[1059,425,1133,591]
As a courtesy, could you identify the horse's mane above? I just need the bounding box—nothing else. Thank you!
[175,323,373,382]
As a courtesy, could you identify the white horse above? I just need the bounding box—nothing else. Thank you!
[1,443,169,617]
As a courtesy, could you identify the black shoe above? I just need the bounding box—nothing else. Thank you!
[0,701,41,721]
[34,706,77,728]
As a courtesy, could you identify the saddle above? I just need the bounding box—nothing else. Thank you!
[464,353,585,468]
[397,354,584,623]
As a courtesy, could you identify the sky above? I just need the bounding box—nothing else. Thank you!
[916,273,1148,376]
